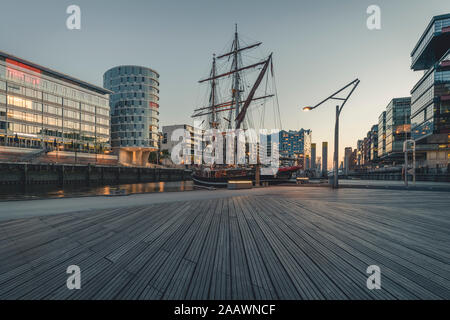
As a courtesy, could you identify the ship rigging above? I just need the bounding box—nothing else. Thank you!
[191,25,299,187]
[192,25,281,133]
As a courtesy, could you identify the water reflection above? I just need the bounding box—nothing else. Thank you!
[0,181,195,201]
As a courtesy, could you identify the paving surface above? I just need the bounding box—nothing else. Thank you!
[0,187,449,300]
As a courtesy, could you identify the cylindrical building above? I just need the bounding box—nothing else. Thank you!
[103,65,159,166]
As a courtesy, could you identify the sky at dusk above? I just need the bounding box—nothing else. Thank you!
[1,0,449,166]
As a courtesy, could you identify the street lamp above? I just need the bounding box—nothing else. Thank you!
[302,79,360,188]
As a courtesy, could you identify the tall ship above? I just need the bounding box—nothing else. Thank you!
[191,26,301,187]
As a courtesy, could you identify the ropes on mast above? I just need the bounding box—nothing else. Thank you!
[192,26,279,133]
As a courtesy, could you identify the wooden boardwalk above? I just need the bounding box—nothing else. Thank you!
[0,187,449,300]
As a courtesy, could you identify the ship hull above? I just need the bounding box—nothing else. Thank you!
[192,170,295,188]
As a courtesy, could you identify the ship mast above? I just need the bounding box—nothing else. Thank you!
[232,24,241,129]
[209,54,218,129]
[193,25,272,132]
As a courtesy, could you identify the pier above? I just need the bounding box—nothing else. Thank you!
[0,186,449,300]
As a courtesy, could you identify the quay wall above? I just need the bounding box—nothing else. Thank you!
[0,162,192,185]
[346,166,450,182]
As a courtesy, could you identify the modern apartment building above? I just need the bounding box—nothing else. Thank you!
[385,97,411,159]
[378,111,386,158]
[370,124,379,162]
[0,50,116,165]
[356,139,364,166]
[410,13,450,167]
[104,65,160,166]
[362,136,369,166]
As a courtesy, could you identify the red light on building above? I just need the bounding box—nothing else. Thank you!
[6,58,41,85]
[6,58,41,74]
[149,102,159,109]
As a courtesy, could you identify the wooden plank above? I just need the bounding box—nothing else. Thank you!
[247,197,325,299]
[0,187,448,300]
[257,196,389,300]
[238,196,301,300]
[209,197,232,299]
[114,201,206,299]
[184,198,224,300]
[162,259,196,300]
[273,197,447,299]
[228,197,255,299]
[149,200,214,297]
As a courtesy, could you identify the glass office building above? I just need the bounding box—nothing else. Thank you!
[279,129,311,167]
[363,137,370,165]
[378,111,386,158]
[369,124,378,161]
[103,65,160,166]
[0,50,112,162]
[385,97,411,155]
[410,13,450,167]
[357,139,363,166]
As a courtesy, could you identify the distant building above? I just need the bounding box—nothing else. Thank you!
[378,111,386,158]
[357,139,364,166]
[279,129,312,167]
[104,65,160,166]
[370,124,379,162]
[0,50,116,165]
[385,97,411,162]
[311,143,316,169]
[363,136,370,165]
[410,13,450,168]
[344,147,353,174]
[344,147,357,174]
[322,141,328,176]
[351,149,357,169]
[161,124,204,165]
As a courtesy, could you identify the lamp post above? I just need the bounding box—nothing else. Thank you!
[302,79,360,188]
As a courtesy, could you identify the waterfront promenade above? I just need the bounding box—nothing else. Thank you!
[0,186,449,299]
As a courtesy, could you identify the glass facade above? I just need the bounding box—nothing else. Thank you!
[378,111,386,157]
[103,65,159,150]
[279,129,311,159]
[385,98,411,154]
[356,139,363,166]
[411,62,450,141]
[363,137,370,165]
[410,14,450,167]
[370,124,378,161]
[0,54,110,153]
[411,14,450,70]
